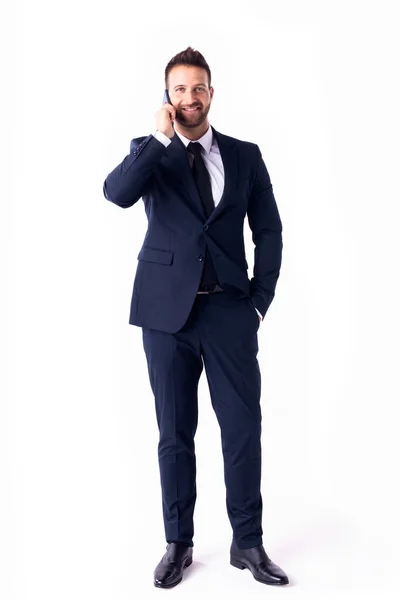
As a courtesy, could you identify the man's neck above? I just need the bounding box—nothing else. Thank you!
[174,121,210,141]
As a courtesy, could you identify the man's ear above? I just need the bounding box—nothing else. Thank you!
[209,86,214,100]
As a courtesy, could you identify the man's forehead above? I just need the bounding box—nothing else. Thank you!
[169,66,208,84]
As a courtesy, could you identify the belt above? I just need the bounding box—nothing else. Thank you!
[197,284,224,294]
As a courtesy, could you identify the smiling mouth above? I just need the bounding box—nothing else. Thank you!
[182,107,201,112]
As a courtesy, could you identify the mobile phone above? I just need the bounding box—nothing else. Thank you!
[162,89,174,127]
[163,89,171,104]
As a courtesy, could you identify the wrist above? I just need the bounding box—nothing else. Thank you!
[154,129,172,147]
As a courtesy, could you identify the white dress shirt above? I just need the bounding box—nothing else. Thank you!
[153,127,263,322]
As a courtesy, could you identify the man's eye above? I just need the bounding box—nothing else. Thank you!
[176,87,205,92]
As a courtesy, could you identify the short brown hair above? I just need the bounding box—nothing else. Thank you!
[165,46,211,90]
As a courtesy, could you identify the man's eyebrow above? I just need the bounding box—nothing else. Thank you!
[173,83,208,89]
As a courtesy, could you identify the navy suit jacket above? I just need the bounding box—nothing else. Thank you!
[103,125,283,333]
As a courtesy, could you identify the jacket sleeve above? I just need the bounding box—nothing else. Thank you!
[247,144,283,318]
[102,134,168,208]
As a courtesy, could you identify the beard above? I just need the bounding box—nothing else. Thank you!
[174,102,211,128]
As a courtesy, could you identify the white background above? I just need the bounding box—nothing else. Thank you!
[3,0,400,598]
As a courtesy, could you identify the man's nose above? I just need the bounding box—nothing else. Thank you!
[184,91,198,104]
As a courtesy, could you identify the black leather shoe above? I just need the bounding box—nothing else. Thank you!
[230,539,289,585]
[153,542,193,588]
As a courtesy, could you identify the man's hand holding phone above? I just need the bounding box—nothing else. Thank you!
[155,90,175,139]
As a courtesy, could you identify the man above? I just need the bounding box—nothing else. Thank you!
[103,46,288,588]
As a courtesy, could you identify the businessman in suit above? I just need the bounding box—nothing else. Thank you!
[103,46,288,588]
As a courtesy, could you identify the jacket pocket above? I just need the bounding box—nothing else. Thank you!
[137,246,173,265]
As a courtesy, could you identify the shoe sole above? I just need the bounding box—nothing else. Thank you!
[154,556,193,588]
[230,557,289,586]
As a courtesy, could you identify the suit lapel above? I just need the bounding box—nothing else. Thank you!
[209,125,238,224]
[160,125,238,224]
[164,133,206,221]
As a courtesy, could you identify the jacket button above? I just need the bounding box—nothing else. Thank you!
[196,255,203,261]
[203,224,209,231]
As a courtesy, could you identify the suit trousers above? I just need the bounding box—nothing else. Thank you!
[141,290,263,550]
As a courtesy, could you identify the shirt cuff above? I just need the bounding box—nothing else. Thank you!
[154,130,172,147]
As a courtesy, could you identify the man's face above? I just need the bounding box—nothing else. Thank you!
[167,65,214,129]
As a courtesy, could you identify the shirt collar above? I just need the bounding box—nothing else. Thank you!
[174,124,213,154]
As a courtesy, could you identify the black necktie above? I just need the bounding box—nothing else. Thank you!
[187,142,215,218]
[186,141,219,290]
